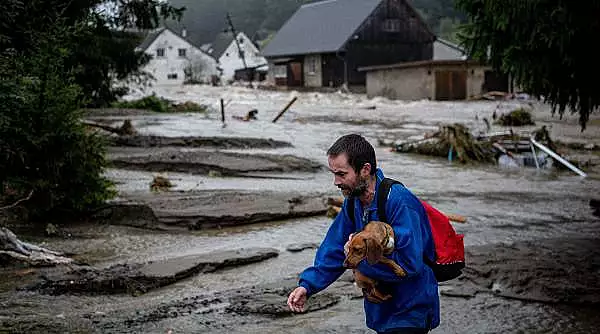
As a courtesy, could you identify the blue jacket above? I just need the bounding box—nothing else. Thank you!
[299,169,440,333]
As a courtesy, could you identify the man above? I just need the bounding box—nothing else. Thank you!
[287,134,439,334]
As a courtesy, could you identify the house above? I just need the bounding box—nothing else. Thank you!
[203,32,268,82]
[260,0,435,89]
[136,27,219,85]
[358,38,511,100]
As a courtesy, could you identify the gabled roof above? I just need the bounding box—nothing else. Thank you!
[209,33,236,59]
[261,0,382,58]
[136,26,215,59]
[137,27,166,51]
[434,38,467,60]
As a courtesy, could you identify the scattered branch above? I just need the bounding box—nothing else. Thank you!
[0,190,33,211]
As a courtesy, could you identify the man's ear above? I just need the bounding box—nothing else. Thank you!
[361,163,371,177]
[365,238,383,265]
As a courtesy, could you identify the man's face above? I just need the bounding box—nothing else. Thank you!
[328,153,370,197]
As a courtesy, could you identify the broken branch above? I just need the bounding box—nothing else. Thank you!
[0,190,33,211]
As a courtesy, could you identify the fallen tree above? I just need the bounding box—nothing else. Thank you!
[0,227,74,267]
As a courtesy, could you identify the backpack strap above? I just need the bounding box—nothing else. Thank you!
[347,195,356,226]
[346,177,404,226]
[376,178,403,223]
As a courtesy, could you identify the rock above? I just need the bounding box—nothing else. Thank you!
[286,243,319,253]
[27,248,279,296]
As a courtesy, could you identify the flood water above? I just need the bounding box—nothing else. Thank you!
[2,85,599,333]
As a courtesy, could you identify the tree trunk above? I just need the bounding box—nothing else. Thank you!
[0,227,73,266]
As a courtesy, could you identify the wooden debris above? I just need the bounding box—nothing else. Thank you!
[272,97,298,123]
[396,124,495,164]
[0,227,74,267]
[83,119,135,136]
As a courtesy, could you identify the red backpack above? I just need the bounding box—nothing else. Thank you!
[348,178,465,282]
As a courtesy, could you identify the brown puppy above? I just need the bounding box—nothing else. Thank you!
[344,221,406,303]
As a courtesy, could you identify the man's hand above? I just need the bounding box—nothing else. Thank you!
[343,233,355,255]
[287,286,307,312]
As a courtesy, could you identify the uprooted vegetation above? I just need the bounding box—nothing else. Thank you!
[112,95,208,113]
[496,108,535,126]
[395,124,496,164]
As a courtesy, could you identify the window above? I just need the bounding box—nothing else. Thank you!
[382,19,401,32]
[167,73,178,80]
[238,37,244,45]
[178,48,187,57]
[307,56,318,74]
[274,65,286,78]
[156,48,165,57]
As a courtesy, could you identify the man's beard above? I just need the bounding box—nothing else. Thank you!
[340,175,369,197]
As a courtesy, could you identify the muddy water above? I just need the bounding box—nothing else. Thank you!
[2,86,600,333]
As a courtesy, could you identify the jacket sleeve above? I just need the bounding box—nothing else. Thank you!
[298,202,354,297]
[357,194,427,282]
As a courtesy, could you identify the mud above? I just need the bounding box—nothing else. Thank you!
[26,248,279,296]
[444,237,600,305]
[107,135,292,149]
[108,147,322,177]
[113,190,329,230]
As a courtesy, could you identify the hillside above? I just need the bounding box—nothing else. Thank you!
[166,0,465,45]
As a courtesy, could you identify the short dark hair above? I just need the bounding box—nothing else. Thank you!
[327,134,377,175]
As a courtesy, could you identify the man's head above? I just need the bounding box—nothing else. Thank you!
[327,134,377,197]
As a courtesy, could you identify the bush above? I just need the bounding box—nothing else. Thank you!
[112,94,170,113]
[0,46,116,221]
[112,95,208,113]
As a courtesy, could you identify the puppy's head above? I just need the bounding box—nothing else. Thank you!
[343,233,383,268]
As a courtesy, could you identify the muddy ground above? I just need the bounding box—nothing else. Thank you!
[2,86,600,333]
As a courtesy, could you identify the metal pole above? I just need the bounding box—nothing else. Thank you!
[529,142,540,169]
[530,138,586,177]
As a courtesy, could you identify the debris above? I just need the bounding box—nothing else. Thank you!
[396,124,495,164]
[150,175,173,192]
[496,108,535,126]
[232,109,258,122]
[83,119,135,136]
[272,97,298,123]
[0,227,74,267]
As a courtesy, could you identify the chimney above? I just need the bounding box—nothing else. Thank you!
[182,29,187,38]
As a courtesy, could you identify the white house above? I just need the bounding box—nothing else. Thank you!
[136,27,219,85]
[204,32,268,82]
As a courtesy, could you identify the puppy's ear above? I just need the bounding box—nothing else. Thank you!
[365,238,383,265]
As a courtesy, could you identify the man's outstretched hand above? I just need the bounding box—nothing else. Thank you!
[287,286,307,312]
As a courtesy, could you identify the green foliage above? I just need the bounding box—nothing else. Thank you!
[2,0,185,107]
[112,96,208,113]
[456,0,600,130]
[113,95,170,113]
[0,26,115,220]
